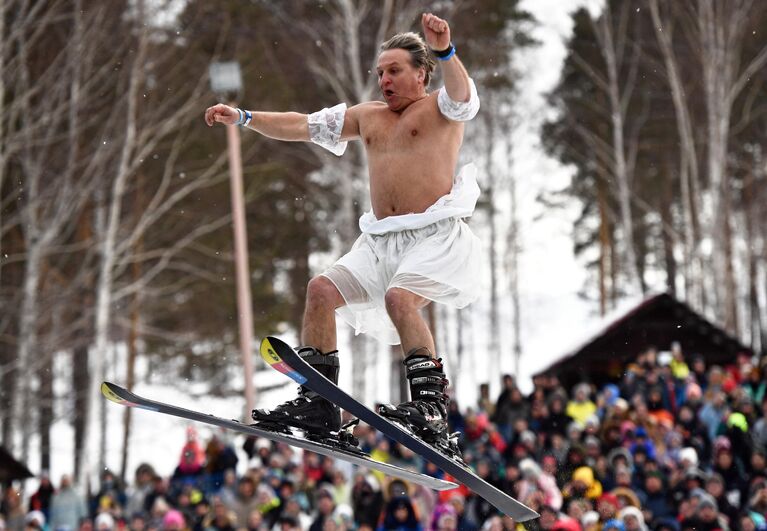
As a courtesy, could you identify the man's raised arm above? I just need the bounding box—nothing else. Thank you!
[421,13,480,121]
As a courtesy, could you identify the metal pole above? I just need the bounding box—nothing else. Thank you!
[225,115,256,416]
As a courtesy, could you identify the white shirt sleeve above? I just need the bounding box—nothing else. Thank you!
[307,103,348,156]
[437,78,480,122]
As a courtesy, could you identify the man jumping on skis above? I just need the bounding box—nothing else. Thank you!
[204,13,481,456]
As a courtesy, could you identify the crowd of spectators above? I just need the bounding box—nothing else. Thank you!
[2,343,767,531]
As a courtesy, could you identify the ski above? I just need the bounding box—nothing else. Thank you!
[101,382,457,491]
[260,337,539,522]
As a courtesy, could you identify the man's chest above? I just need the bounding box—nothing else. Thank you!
[360,103,446,151]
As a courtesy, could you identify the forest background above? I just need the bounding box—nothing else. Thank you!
[1,0,766,490]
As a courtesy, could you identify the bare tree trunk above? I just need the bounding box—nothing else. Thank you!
[743,167,763,352]
[595,4,642,294]
[597,174,610,315]
[38,308,56,473]
[506,147,522,378]
[695,0,767,329]
[648,0,704,306]
[85,0,149,483]
[73,344,89,480]
[120,174,143,482]
[484,102,500,391]
[661,156,678,296]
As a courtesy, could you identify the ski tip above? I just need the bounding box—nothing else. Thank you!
[101,382,125,404]
[518,510,540,522]
[260,337,307,385]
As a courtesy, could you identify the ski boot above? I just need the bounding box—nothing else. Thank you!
[252,347,341,437]
[379,348,463,462]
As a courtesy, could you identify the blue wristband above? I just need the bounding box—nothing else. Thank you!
[243,110,252,126]
[434,43,456,61]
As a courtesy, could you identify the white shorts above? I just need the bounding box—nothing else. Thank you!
[322,217,482,345]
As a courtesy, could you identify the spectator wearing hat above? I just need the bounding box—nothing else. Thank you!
[680,493,725,531]
[704,473,738,524]
[542,394,572,438]
[619,506,648,531]
[161,510,185,531]
[278,496,311,531]
[550,516,582,531]
[711,438,748,508]
[517,458,562,512]
[581,510,600,531]
[596,493,620,523]
[641,471,674,524]
[252,485,280,529]
[610,487,642,511]
[669,343,690,381]
[429,503,457,531]
[309,487,336,531]
[352,473,384,530]
[567,384,597,427]
[23,511,45,531]
[378,496,422,531]
[563,467,603,504]
[724,411,754,469]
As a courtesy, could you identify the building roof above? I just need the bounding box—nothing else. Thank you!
[0,445,33,484]
[533,292,752,389]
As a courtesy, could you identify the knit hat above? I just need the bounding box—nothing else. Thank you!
[679,447,698,467]
[697,494,718,513]
[162,510,185,529]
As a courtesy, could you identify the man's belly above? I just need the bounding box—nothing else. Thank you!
[369,172,453,218]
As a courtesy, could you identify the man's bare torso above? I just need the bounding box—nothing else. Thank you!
[356,92,464,219]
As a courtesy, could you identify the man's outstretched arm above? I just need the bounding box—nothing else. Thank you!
[204,103,309,142]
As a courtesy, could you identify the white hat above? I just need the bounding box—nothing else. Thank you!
[679,447,699,467]
[95,513,115,531]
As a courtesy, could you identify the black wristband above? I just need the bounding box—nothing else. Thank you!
[432,42,455,59]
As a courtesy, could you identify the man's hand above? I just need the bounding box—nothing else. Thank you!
[204,103,239,126]
[421,13,451,51]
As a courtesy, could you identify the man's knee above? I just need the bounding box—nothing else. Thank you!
[384,288,424,321]
[306,276,343,310]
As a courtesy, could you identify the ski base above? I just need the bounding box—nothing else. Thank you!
[101,382,457,491]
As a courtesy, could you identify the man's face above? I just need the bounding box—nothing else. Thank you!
[376,49,424,112]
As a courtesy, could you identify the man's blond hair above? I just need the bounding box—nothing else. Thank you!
[380,32,436,87]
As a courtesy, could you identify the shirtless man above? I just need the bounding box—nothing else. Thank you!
[204,13,481,452]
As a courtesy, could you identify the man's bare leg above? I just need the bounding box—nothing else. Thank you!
[301,275,345,353]
[384,287,435,356]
